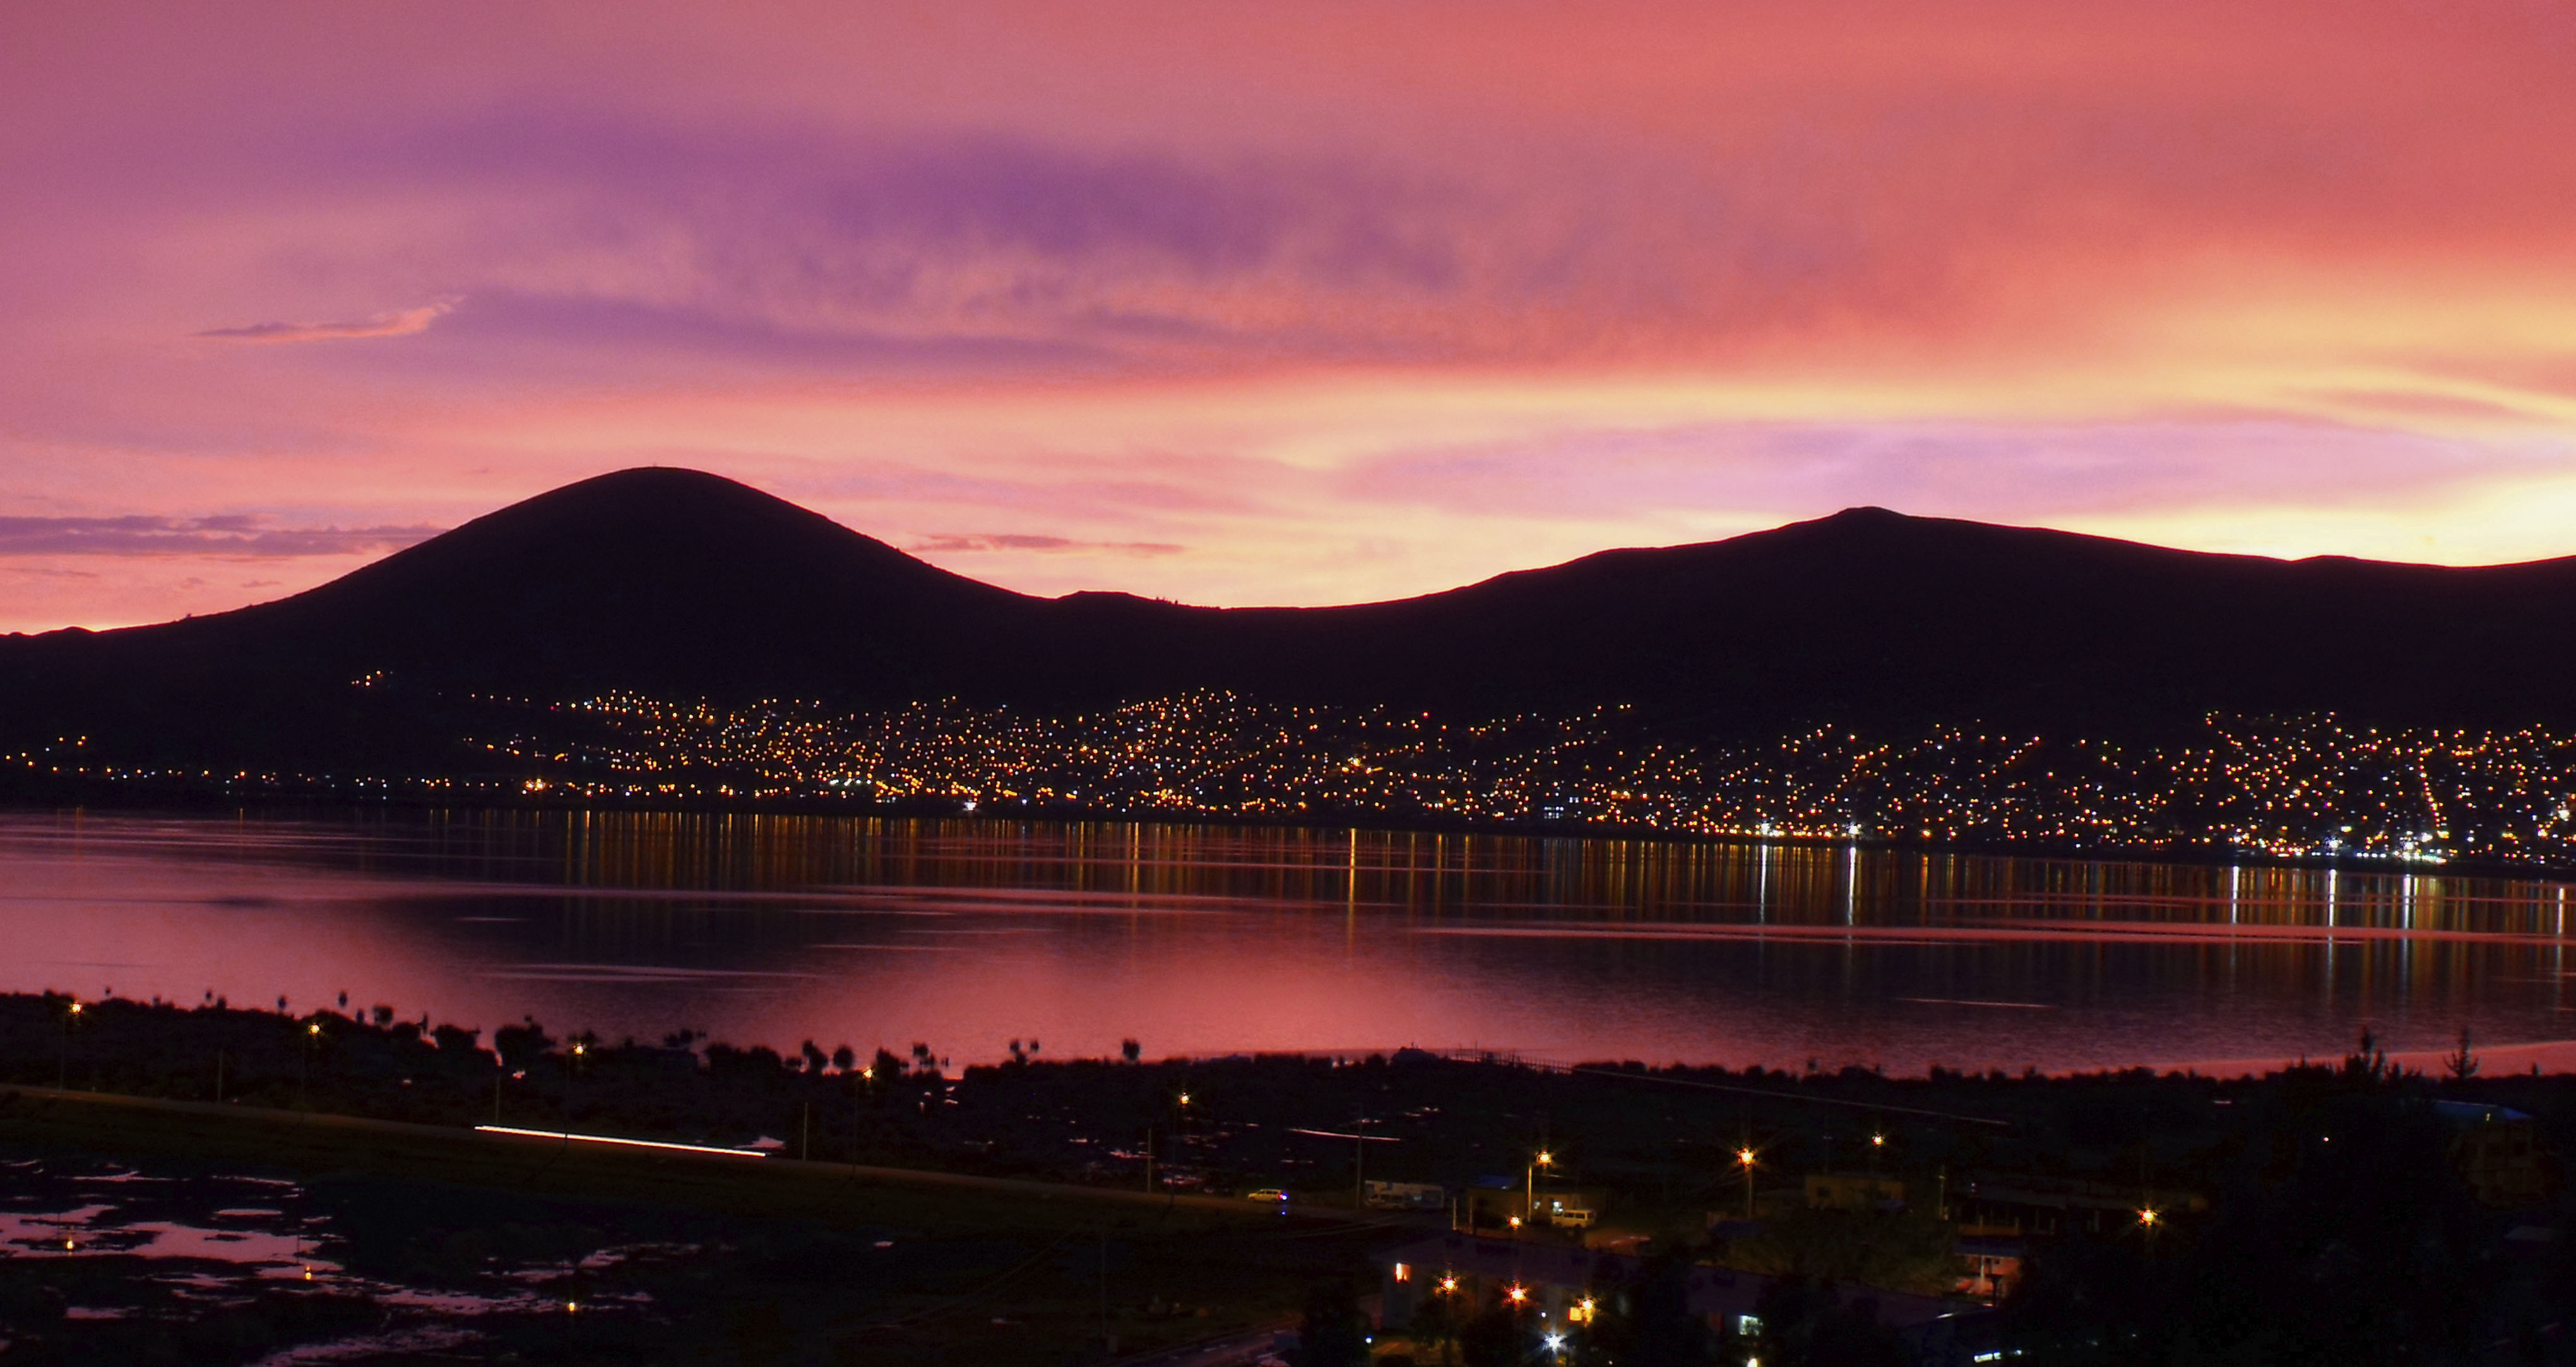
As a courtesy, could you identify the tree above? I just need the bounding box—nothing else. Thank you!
[1406,1279,1464,1365]
[493,1016,553,1070]
[2002,1089,2492,1363]
[2442,1029,2479,1084]
[869,1047,905,1100]
[1750,1276,1906,1367]
[1457,1295,1528,1367]
[1297,1280,1370,1367]
[1122,1038,1143,1063]
[1617,1251,1712,1367]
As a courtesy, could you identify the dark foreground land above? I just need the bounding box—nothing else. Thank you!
[5,991,2576,1363]
[0,1086,1384,1366]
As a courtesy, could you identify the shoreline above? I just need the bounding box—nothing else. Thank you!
[6,792,2571,882]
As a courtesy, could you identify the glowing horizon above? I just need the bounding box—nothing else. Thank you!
[6,1,2575,632]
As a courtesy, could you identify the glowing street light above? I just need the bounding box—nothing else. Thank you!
[1526,1149,1553,1229]
[1738,1145,1759,1219]
[58,999,81,1089]
[300,1019,322,1111]
[1506,1284,1528,1305]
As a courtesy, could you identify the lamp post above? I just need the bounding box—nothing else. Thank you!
[1526,1149,1552,1229]
[58,999,80,1089]
[570,1041,588,1155]
[1354,1116,1384,1209]
[1738,1145,1758,1221]
[299,1020,321,1111]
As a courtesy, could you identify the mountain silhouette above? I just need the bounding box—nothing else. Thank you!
[5,466,2575,771]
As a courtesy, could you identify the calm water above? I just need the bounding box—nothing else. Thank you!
[4,810,2573,1075]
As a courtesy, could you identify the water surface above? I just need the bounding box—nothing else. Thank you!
[4,811,2572,1075]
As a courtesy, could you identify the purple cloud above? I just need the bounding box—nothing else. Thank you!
[908,533,1184,556]
[1342,418,2561,524]
[0,515,441,558]
[196,300,455,343]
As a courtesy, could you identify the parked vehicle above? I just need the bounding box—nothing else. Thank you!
[1363,1180,1447,1211]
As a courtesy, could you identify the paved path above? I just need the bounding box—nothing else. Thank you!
[0,1082,1429,1233]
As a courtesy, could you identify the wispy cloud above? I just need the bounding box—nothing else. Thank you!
[909,532,1184,556]
[194,300,456,343]
[0,514,440,558]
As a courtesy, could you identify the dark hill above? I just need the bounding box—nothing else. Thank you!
[4,466,2575,770]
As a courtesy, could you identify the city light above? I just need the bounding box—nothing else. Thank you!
[307,691,2576,866]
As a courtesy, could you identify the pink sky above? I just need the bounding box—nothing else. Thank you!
[5,1,2576,632]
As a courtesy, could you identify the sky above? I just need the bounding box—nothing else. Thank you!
[5,1,2576,632]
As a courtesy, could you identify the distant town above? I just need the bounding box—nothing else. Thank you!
[15,689,2576,866]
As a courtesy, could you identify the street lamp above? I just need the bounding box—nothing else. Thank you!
[1738,1146,1759,1220]
[300,1020,321,1111]
[1527,1149,1553,1229]
[58,999,81,1089]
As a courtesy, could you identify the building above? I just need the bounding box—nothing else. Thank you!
[1375,1232,1767,1344]
[1805,1171,1906,1212]
[2434,1100,2554,1208]
[1372,1232,1973,1352]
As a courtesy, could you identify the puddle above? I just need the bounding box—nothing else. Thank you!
[0,1154,689,1361]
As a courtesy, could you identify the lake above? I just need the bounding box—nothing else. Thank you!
[3,810,2571,1076]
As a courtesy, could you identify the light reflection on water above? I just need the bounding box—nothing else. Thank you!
[1,810,2571,1075]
